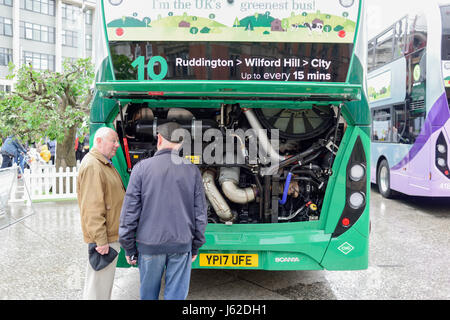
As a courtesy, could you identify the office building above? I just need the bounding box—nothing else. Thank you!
[0,0,96,92]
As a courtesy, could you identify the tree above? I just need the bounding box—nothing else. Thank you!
[0,58,94,170]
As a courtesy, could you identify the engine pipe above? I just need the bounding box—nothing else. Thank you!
[242,108,286,164]
[202,170,234,221]
[219,167,256,204]
[279,172,293,205]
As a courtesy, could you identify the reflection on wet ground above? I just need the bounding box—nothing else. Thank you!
[0,186,449,300]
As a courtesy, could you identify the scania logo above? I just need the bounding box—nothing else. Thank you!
[275,257,300,263]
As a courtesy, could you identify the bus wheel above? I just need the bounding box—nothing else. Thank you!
[377,159,393,198]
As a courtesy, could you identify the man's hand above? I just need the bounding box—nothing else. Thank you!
[192,255,197,263]
[95,244,110,255]
[126,255,137,266]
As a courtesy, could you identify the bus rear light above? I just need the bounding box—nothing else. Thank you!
[437,144,446,154]
[333,136,367,238]
[435,132,450,179]
[349,163,365,181]
[342,218,350,227]
[147,91,164,96]
[349,192,365,209]
[437,158,446,167]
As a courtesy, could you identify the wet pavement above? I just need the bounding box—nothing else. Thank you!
[0,186,449,300]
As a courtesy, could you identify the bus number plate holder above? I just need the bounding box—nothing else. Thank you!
[199,253,258,267]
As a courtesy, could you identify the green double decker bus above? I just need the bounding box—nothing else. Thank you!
[91,0,370,270]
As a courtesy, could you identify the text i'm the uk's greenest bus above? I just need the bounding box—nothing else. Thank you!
[91,0,370,270]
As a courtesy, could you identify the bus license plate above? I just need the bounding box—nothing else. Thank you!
[199,254,258,267]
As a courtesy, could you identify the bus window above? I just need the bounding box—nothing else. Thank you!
[372,108,392,142]
[110,44,137,80]
[375,29,394,69]
[441,5,450,60]
[406,49,426,100]
[405,12,427,55]
[368,40,376,71]
[394,17,407,59]
[393,104,407,143]
[407,110,425,144]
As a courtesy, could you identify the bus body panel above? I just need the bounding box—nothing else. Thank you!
[321,220,369,270]
[192,223,330,270]
[371,93,450,196]
[93,0,370,271]
[368,58,406,108]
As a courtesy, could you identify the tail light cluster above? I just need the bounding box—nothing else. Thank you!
[333,136,367,238]
[435,132,449,178]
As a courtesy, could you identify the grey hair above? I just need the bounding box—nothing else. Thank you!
[93,127,115,147]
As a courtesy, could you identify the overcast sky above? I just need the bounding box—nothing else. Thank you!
[366,0,446,38]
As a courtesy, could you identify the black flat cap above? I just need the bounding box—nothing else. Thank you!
[157,122,184,143]
[88,243,118,271]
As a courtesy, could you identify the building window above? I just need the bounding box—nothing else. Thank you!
[22,51,55,71]
[62,3,81,23]
[63,57,77,64]
[23,0,55,16]
[0,84,12,93]
[85,34,92,50]
[0,17,13,36]
[20,21,55,43]
[0,47,12,66]
[85,9,93,25]
[0,0,13,7]
[62,30,78,47]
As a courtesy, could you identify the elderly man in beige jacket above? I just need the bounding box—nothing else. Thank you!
[77,127,125,300]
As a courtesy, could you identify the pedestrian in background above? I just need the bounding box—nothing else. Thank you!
[1,135,27,175]
[119,122,208,300]
[47,139,56,164]
[77,127,125,300]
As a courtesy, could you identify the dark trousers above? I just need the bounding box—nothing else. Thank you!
[1,154,13,168]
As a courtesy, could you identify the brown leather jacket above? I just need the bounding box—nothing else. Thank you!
[77,147,125,246]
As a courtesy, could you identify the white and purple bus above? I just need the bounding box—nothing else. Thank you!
[368,2,450,197]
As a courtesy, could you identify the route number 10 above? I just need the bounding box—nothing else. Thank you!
[131,55,168,81]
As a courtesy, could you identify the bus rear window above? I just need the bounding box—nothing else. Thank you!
[109,41,353,82]
[441,5,450,60]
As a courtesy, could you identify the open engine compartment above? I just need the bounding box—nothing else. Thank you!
[114,103,346,225]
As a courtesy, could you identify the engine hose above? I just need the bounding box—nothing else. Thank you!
[301,151,322,165]
[285,152,321,176]
[278,205,307,221]
[292,169,320,180]
[279,172,293,205]
[278,146,320,170]
[299,164,322,171]
[262,144,323,176]
[292,176,322,188]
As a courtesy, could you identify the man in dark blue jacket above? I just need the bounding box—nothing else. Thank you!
[119,122,207,300]
[1,135,27,173]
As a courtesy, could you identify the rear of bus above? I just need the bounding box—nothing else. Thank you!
[91,0,370,271]
[369,4,450,197]
[439,4,450,192]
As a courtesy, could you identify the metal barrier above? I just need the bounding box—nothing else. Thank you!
[0,165,34,230]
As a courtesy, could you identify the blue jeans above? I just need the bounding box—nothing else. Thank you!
[138,251,192,300]
[15,154,25,173]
